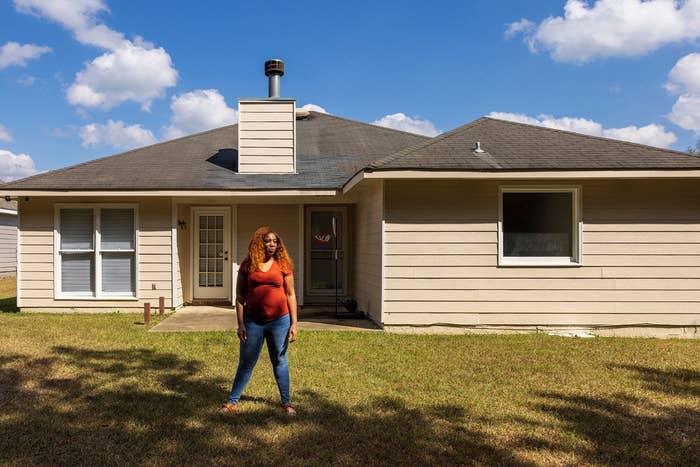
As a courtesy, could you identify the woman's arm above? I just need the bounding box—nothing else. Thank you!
[283,274,298,342]
[235,270,247,342]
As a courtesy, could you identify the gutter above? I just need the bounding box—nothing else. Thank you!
[342,168,700,194]
[0,189,340,197]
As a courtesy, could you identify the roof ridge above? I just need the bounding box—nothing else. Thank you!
[368,117,490,168]
[4,124,238,188]
[309,111,433,140]
[484,116,697,159]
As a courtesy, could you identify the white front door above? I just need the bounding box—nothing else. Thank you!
[193,208,231,301]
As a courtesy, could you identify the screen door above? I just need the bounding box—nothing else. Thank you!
[305,207,347,296]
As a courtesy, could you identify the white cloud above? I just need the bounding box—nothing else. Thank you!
[602,124,678,148]
[0,125,12,143]
[0,41,51,69]
[302,103,328,114]
[371,112,440,137]
[14,0,123,49]
[505,18,535,39]
[666,53,700,95]
[15,0,177,111]
[163,89,237,139]
[80,120,157,149]
[669,95,700,135]
[66,40,178,111]
[488,112,677,148]
[17,75,36,86]
[666,53,700,134]
[75,108,90,120]
[507,0,700,63]
[0,149,38,181]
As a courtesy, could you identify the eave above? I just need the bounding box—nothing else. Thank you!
[342,169,700,194]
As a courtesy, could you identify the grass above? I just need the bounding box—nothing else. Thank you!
[0,275,17,313]
[0,278,698,465]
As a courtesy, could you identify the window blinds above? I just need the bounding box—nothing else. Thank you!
[60,209,93,250]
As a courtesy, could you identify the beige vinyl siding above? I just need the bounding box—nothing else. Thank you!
[19,197,173,311]
[0,213,17,274]
[177,204,190,303]
[238,100,295,173]
[174,248,183,307]
[383,179,700,327]
[351,179,383,322]
[236,204,301,299]
[173,202,183,308]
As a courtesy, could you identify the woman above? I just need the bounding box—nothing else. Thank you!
[220,226,298,416]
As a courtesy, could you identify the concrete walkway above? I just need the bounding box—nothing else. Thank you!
[149,306,380,332]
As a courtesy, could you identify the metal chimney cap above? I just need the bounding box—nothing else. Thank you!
[265,59,285,77]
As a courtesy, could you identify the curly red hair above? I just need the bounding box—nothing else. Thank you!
[240,226,293,274]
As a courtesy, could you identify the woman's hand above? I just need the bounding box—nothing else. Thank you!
[237,325,247,342]
[288,323,297,343]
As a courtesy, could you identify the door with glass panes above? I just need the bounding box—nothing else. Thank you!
[305,207,347,298]
[193,208,230,300]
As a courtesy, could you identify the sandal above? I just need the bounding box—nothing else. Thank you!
[283,403,297,417]
[219,402,239,414]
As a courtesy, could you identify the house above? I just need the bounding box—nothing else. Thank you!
[3,60,700,336]
[0,193,17,277]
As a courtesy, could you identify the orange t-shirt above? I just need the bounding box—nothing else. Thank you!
[242,260,292,323]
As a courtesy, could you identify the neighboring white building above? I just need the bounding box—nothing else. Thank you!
[0,196,17,277]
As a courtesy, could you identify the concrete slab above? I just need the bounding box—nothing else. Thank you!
[149,306,381,332]
[149,306,236,332]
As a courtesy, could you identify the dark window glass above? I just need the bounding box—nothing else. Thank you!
[503,192,573,257]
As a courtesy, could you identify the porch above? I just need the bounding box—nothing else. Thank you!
[149,305,380,332]
[173,184,383,323]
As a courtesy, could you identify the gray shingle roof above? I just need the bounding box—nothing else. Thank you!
[2,112,428,191]
[5,114,700,193]
[369,117,700,171]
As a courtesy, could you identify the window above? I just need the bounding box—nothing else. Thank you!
[56,205,138,298]
[498,187,581,266]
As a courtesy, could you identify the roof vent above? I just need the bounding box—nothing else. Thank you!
[474,141,485,153]
[265,59,284,98]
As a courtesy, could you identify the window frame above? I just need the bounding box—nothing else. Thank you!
[54,203,139,300]
[498,186,582,267]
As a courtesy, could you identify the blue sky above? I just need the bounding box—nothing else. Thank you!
[1,0,700,180]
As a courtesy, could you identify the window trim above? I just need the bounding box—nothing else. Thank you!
[498,186,582,267]
[54,203,139,300]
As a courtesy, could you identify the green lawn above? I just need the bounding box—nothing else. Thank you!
[0,280,698,465]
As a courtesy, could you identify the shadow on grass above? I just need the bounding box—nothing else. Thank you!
[518,364,700,465]
[0,346,523,465]
[0,296,17,313]
[1,346,698,465]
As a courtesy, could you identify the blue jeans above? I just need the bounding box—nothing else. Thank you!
[227,313,291,405]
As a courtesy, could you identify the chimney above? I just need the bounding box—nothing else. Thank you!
[238,59,296,174]
[265,59,284,98]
